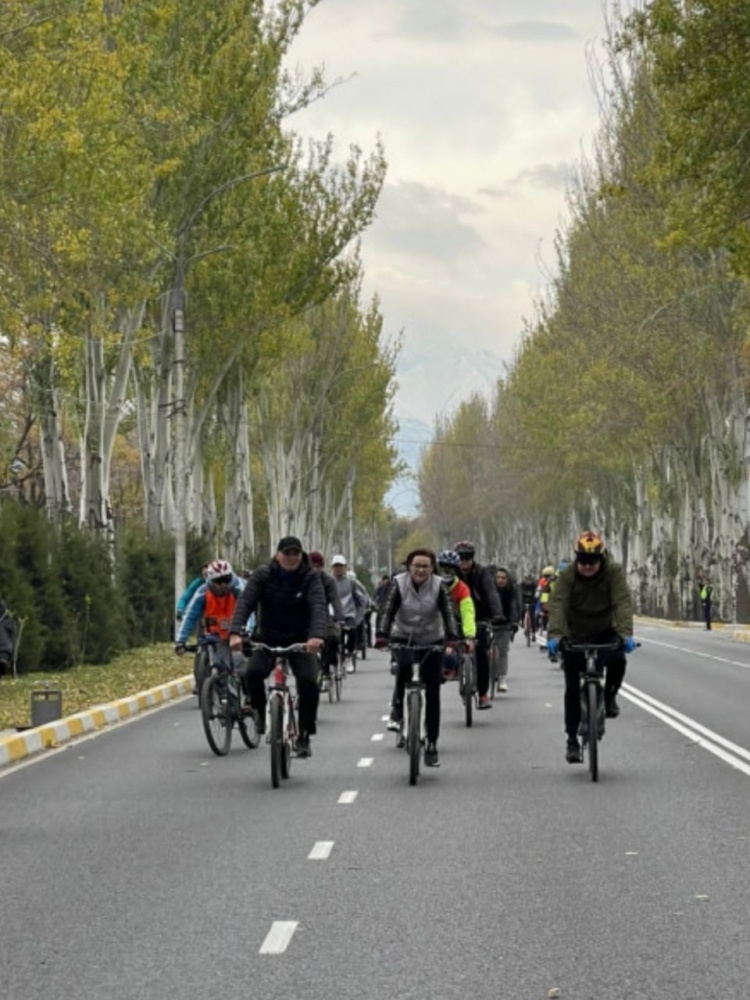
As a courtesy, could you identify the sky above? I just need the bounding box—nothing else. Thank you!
[285,0,620,509]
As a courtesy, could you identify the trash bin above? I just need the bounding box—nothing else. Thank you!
[30,686,63,727]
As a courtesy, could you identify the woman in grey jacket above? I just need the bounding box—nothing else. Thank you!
[376,548,460,767]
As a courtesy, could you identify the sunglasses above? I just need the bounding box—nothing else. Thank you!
[281,548,302,556]
[213,576,232,585]
[576,553,602,566]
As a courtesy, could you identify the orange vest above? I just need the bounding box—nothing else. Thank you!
[204,590,236,639]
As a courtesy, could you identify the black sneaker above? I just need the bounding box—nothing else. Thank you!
[605,693,620,718]
[566,739,582,764]
[424,742,440,767]
[295,734,312,758]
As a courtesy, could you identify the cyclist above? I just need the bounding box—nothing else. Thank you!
[436,549,476,681]
[228,536,327,758]
[520,572,537,640]
[546,530,636,764]
[454,540,504,709]
[375,548,460,767]
[309,550,345,690]
[175,563,208,621]
[330,555,369,672]
[174,560,243,694]
[493,566,520,693]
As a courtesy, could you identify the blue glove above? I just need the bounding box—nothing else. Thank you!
[547,637,559,657]
[623,636,637,654]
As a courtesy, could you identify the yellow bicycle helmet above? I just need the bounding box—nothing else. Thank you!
[573,530,606,556]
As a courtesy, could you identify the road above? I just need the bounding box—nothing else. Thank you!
[1,623,749,1000]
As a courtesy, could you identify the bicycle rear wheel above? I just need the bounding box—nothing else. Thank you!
[238,708,260,749]
[201,675,232,756]
[587,680,599,782]
[334,664,342,702]
[461,653,474,728]
[281,697,294,779]
[269,695,283,788]
[407,690,421,786]
[489,640,499,700]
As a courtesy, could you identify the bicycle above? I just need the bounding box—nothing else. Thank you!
[326,627,346,703]
[522,603,536,646]
[186,635,261,756]
[341,622,358,675]
[391,643,444,786]
[248,641,307,789]
[458,643,476,727]
[562,639,622,782]
[484,622,514,699]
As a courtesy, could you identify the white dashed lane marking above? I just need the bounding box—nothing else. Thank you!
[371,733,384,742]
[260,921,298,954]
[338,790,358,804]
[357,758,373,767]
[308,841,334,860]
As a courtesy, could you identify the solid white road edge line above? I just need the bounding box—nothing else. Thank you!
[622,684,750,777]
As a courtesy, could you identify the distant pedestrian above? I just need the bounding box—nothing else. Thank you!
[0,597,16,677]
[699,576,713,631]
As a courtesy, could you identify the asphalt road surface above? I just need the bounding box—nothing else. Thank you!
[1,623,749,1000]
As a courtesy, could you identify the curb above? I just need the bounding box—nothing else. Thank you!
[0,675,193,768]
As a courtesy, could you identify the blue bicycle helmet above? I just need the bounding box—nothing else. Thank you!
[437,549,461,568]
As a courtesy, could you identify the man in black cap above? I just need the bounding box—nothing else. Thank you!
[229,536,328,757]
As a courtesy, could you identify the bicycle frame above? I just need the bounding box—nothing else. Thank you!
[563,640,621,782]
[249,642,307,788]
[390,643,444,786]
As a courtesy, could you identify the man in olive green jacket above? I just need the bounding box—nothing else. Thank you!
[547,531,635,763]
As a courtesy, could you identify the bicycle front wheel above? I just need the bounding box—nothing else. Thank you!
[201,675,232,756]
[407,690,421,786]
[281,697,294,779]
[461,654,474,728]
[334,665,342,702]
[489,641,499,700]
[269,695,283,788]
[238,708,260,749]
[587,681,599,782]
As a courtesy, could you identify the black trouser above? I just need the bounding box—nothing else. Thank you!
[562,640,626,739]
[475,623,491,697]
[390,647,443,743]
[702,600,712,629]
[322,627,339,674]
[239,648,320,736]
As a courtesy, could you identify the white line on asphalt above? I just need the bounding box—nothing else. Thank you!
[260,921,298,954]
[357,758,373,767]
[637,636,750,669]
[622,683,750,777]
[381,715,390,722]
[371,733,384,742]
[308,841,334,860]
[338,790,358,804]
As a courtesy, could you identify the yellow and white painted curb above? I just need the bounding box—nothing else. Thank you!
[0,675,193,768]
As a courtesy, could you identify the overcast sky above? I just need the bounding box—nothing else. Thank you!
[286,0,617,436]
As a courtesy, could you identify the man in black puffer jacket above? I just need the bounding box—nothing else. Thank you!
[229,536,328,757]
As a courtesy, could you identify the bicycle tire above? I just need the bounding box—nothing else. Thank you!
[587,680,599,782]
[194,650,209,706]
[489,639,499,700]
[238,709,260,749]
[201,674,232,756]
[350,648,358,673]
[281,696,293,780]
[326,669,334,704]
[334,666,342,702]
[525,613,532,647]
[269,695,283,788]
[461,654,474,728]
[408,690,421,786]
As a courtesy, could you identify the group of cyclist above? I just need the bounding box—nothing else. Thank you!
[173,528,637,768]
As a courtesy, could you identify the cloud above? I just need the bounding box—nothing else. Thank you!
[494,21,581,42]
[368,181,486,264]
[510,162,572,189]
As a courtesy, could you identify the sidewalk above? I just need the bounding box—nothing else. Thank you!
[0,674,193,769]
[636,615,750,643]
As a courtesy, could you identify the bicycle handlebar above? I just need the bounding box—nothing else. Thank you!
[247,641,309,655]
[561,639,641,653]
[388,642,446,652]
[182,634,223,653]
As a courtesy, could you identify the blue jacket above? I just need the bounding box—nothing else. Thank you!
[176,576,244,644]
